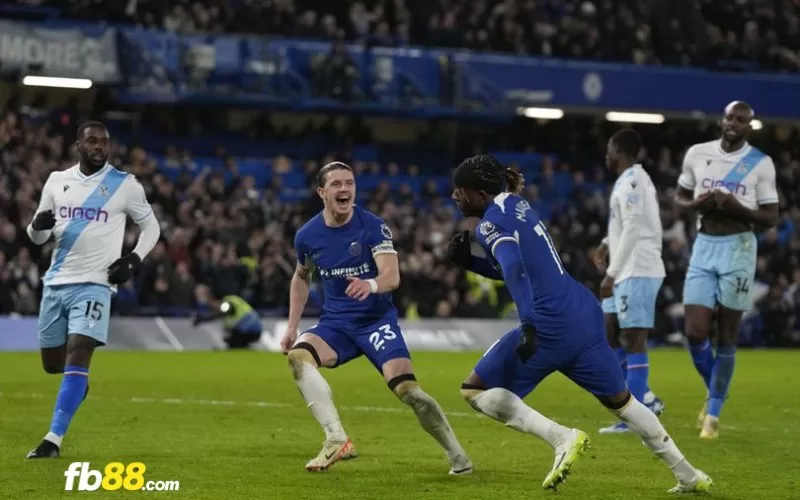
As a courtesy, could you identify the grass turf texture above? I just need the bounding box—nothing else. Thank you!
[1,350,797,499]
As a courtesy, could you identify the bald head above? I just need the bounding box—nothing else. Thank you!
[724,100,754,119]
[720,100,754,148]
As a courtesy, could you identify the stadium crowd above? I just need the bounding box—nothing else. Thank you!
[20,0,800,72]
[1,97,800,346]
[2,0,799,346]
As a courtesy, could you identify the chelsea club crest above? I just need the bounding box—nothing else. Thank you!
[349,241,362,256]
[478,221,495,236]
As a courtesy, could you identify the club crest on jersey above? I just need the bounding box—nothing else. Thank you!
[99,185,109,197]
[349,241,362,256]
[736,163,748,174]
[380,224,393,240]
[478,221,495,236]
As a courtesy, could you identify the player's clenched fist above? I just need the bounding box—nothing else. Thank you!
[345,276,374,301]
[446,230,472,267]
[280,327,297,354]
[31,210,56,230]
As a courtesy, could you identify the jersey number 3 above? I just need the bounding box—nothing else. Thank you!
[369,324,396,351]
[534,222,564,275]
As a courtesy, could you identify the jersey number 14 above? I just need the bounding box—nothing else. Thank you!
[534,222,564,275]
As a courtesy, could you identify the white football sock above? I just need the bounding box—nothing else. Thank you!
[470,387,571,449]
[44,431,62,447]
[616,397,697,482]
[294,361,347,443]
[401,387,468,462]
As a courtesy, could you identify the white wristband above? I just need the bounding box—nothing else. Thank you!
[367,279,378,293]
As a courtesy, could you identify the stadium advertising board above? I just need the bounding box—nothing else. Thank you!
[0,317,518,352]
[0,20,121,83]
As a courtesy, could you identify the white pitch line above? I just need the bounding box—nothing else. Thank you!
[3,392,791,433]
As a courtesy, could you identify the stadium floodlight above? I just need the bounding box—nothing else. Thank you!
[605,111,665,124]
[22,76,93,89]
[517,107,565,119]
[751,119,763,130]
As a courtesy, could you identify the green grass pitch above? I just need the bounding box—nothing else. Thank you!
[1,349,798,499]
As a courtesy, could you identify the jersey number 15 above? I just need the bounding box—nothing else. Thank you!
[534,222,564,275]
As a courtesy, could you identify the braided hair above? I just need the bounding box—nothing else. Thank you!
[453,154,525,195]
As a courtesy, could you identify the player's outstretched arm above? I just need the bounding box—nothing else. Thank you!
[27,175,56,245]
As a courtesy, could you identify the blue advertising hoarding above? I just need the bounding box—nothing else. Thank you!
[3,17,800,119]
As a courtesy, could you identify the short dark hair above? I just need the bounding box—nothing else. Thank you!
[76,121,108,139]
[610,128,642,159]
[317,161,353,187]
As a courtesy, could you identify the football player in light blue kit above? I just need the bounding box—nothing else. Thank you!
[596,129,666,433]
[25,122,160,458]
[675,101,779,438]
[448,155,711,493]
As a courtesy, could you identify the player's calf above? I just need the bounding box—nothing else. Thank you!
[287,344,349,450]
[600,391,710,490]
[701,306,741,438]
[460,383,574,449]
[390,375,472,475]
[462,384,588,489]
[620,328,650,404]
[28,335,96,459]
[684,305,715,389]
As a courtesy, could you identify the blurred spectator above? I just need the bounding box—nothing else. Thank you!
[2,83,800,346]
[15,0,799,72]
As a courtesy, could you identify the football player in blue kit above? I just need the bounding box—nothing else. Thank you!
[447,155,711,493]
[280,161,472,474]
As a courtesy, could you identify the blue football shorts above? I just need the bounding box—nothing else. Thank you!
[304,315,411,371]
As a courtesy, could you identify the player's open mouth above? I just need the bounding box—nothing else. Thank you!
[335,195,350,207]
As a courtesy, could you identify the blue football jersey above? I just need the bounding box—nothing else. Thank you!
[294,206,398,326]
[474,193,599,334]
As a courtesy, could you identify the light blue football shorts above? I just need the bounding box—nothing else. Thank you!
[683,232,757,312]
[606,277,663,329]
[37,283,112,348]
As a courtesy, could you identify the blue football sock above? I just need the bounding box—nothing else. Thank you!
[708,346,736,418]
[49,365,89,438]
[689,339,713,388]
[614,347,628,379]
[626,352,649,403]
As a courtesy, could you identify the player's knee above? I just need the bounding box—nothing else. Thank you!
[287,343,320,378]
[459,386,483,403]
[599,390,632,412]
[621,329,648,352]
[388,375,429,410]
[460,383,485,412]
[42,361,64,374]
[684,320,709,344]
